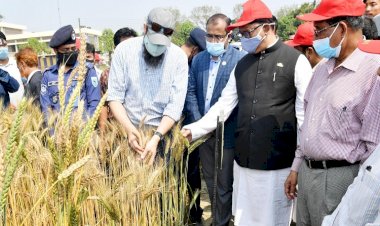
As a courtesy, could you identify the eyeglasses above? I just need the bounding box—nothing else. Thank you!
[314,22,339,37]
[205,33,228,42]
[238,24,264,38]
[57,46,77,54]
[148,21,174,36]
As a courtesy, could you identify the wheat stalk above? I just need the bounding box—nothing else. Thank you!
[58,64,66,111]
[77,93,108,151]
[0,136,25,214]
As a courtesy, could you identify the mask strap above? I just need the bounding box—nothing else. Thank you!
[328,23,340,39]
[328,22,346,46]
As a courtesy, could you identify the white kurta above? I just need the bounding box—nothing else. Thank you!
[232,162,292,226]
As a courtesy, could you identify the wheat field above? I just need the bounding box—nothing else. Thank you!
[0,34,201,226]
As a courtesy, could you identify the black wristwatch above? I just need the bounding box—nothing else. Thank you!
[154,131,164,140]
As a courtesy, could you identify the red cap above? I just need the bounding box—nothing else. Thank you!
[286,22,315,47]
[95,53,100,62]
[75,38,81,49]
[358,40,380,54]
[227,0,272,31]
[297,0,365,22]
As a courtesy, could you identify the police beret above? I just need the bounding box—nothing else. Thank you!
[188,27,206,51]
[49,25,76,48]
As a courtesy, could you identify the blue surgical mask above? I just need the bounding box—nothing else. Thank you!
[206,41,226,57]
[143,35,167,57]
[0,47,9,60]
[313,24,345,59]
[241,26,265,53]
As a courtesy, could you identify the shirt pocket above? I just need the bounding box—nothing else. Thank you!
[321,104,359,142]
[272,66,294,97]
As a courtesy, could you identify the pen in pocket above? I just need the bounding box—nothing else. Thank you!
[338,106,347,121]
[273,72,276,82]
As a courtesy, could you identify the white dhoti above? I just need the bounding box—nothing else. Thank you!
[232,161,292,226]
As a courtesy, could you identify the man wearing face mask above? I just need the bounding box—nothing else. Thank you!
[107,8,188,165]
[284,0,380,225]
[0,31,24,108]
[320,41,380,226]
[40,25,101,116]
[184,13,246,226]
[181,0,313,225]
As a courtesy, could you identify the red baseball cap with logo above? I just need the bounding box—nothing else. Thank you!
[227,0,272,31]
[297,0,365,22]
[358,40,380,54]
[286,22,315,47]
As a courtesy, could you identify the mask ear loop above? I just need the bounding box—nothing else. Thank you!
[329,23,346,46]
[261,22,276,41]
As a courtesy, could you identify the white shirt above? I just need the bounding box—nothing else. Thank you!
[27,69,40,84]
[184,53,313,141]
[107,36,188,126]
[0,59,24,107]
[204,56,222,113]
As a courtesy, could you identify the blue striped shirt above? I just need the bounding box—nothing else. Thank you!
[107,36,188,126]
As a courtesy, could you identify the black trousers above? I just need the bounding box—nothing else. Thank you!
[186,147,203,222]
[199,137,234,226]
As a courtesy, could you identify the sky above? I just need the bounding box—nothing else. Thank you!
[1,0,310,33]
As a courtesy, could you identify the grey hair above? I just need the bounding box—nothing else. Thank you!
[327,16,364,31]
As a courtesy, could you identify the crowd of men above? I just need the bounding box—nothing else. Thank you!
[1,0,380,225]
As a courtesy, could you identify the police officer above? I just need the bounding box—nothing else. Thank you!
[181,27,207,66]
[40,25,101,116]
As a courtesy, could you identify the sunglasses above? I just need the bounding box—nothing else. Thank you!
[148,21,174,36]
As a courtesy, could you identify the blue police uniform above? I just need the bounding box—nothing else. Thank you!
[40,62,100,116]
[40,24,101,116]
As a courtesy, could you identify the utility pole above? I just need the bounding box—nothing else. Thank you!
[57,0,62,26]
[78,18,81,32]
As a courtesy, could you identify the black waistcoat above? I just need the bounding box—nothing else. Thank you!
[234,40,301,170]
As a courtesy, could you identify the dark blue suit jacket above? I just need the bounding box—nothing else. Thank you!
[184,45,246,148]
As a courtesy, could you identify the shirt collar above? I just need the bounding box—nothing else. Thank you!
[326,48,362,73]
[26,69,40,84]
[210,52,224,62]
[52,61,79,73]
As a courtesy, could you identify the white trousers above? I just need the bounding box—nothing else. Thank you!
[232,161,292,226]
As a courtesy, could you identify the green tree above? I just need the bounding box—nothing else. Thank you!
[233,3,243,21]
[190,5,221,29]
[276,3,315,40]
[171,20,196,47]
[19,38,51,55]
[99,29,114,61]
[166,7,186,26]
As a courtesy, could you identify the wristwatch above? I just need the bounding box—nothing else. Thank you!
[154,131,164,140]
